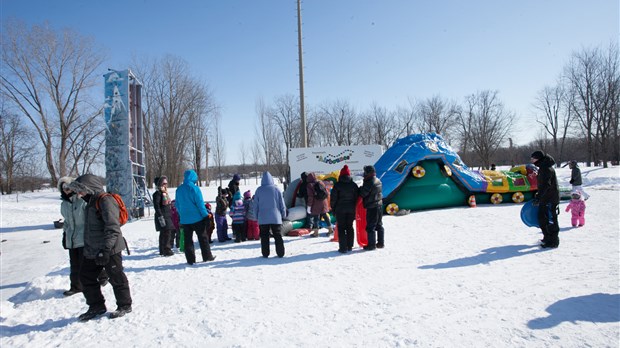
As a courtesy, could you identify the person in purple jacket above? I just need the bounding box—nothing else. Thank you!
[252,171,287,258]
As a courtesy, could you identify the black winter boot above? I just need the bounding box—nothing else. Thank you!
[109,305,132,319]
[78,306,107,322]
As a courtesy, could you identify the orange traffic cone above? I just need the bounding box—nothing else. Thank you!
[331,224,339,242]
[468,195,477,208]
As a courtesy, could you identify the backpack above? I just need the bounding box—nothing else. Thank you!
[96,193,129,226]
[314,181,328,200]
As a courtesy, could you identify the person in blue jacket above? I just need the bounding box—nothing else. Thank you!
[175,169,216,265]
[252,171,287,258]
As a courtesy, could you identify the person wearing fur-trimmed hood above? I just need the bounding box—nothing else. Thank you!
[67,174,132,321]
[58,176,108,297]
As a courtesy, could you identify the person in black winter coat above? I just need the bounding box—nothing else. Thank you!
[531,151,561,248]
[330,165,359,253]
[227,174,241,208]
[568,160,590,200]
[358,165,384,250]
[67,174,133,321]
[153,176,174,256]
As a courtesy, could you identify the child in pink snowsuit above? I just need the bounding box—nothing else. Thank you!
[565,191,586,227]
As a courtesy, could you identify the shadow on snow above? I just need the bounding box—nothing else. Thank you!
[528,293,620,329]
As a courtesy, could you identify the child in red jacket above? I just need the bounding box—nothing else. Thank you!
[565,191,586,227]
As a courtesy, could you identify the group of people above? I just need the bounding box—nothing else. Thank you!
[58,154,583,321]
[297,164,385,253]
[530,151,589,249]
[59,174,133,322]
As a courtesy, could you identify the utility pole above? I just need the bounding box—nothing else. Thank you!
[297,0,307,147]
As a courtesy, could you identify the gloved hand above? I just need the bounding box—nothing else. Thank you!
[307,206,311,215]
[95,250,110,266]
[158,216,166,227]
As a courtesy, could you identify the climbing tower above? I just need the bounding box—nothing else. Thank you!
[103,69,148,219]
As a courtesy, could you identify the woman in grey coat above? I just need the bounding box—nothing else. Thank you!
[252,171,287,258]
[58,177,107,296]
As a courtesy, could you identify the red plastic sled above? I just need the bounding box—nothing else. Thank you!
[287,228,312,237]
[355,197,368,247]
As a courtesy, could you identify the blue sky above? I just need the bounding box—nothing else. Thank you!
[2,0,618,165]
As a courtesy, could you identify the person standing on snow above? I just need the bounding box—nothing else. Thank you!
[67,174,132,321]
[227,174,241,208]
[58,176,108,297]
[306,172,333,238]
[252,171,287,258]
[330,165,359,253]
[568,160,590,200]
[153,176,174,256]
[359,165,384,251]
[175,169,216,265]
[531,150,560,249]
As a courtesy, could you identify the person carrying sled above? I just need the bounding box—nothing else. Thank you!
[67,174,132,321]
[330,165,359,253]
[58,176,108,297]
[359,165,385,250]
[252,171,287,258]
[530,150,560,249]
[175,169,216,265]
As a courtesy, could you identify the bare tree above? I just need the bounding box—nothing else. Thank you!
[0,20,106,186]
[393,98,417,140]
[458,90,514,168]
[239,142,247,185]
[358,103,399,148]
[211,114,226,188]
[319,99,358,146]
[533,83,573,165]
[565,47,600,166]
[133,55,217,186]
[250,139,262,184]
[0,108,38,194]
[416,95,460,143]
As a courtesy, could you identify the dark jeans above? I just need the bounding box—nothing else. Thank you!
[259,224,285,258]
[182,219,213,264]
[538,202,560,246]
[336,212,355,251]
[365,206,385,247]
[80,253,131,309]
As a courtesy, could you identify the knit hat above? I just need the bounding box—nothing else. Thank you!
[243,190,251,199]
[233,174,241,182]
[339,165,351,177]
[571,191,581,199]
[530,151,544,160]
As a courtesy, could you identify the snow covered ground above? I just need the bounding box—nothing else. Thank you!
[1,165,619,347]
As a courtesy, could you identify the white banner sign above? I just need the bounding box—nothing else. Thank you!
[289,145,384,180]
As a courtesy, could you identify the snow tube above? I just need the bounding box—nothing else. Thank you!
[520,200,540,228]
[281,220,293,235]
[286,206,306,221]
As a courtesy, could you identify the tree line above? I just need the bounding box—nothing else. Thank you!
[1,20,618,194]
